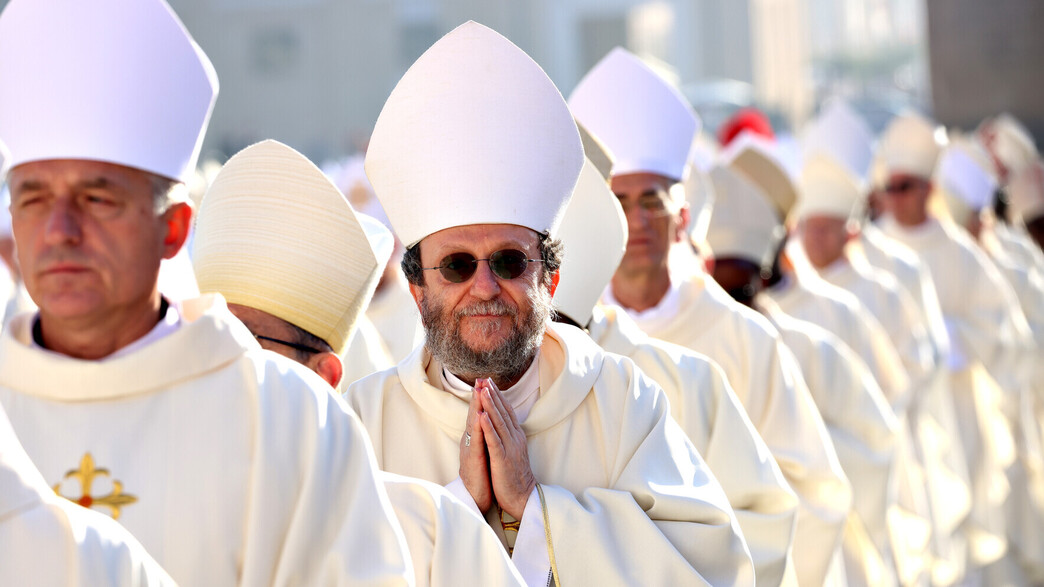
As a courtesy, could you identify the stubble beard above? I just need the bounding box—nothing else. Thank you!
[420,286,551,389]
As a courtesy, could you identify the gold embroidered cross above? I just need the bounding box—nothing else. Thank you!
[53,452,138,520]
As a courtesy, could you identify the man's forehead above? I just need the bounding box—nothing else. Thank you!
[610,172,677,193]
[9,158,154,188]
[421,223,541,253]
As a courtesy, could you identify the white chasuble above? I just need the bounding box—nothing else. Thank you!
[757,302,912,586]
[976,224,1044,580]
[345,321,755,587]
[761,275,911,414]
[0,295,412,586]
[365,270,425,364]
[382,472,525,586]
[849,225,975,585]
[880,215,1031,573]
[340,313,397,391]
[605,269,851,587]
[1,405,174,586]
[815,257,935,404]
[588,305,799,587]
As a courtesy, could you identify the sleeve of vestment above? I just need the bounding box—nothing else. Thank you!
[239,359,414,586]
[382,473,525,587]
[536,360,755,587]
[635,344,798,587]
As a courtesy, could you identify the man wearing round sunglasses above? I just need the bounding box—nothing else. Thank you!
[192,139,525,587]
[876,113,1036,583]
[346,22,754,587]
[571,47,850,586]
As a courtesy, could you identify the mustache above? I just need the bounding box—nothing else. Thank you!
[455,300,517,319]
[37,248,94,270]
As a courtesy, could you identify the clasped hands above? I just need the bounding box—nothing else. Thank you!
[459,378,536,520]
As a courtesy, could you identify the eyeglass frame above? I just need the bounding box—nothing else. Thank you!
[421,248,545,283]
[254,334,324,355]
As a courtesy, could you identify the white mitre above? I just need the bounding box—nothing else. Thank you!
[720,132,798,221]
[705,165,783,267]
[192,140,380,356]
[569,47,700,182]
[553,158,627,327]
[685,168,717,247]
[987,113,1038,178]
[873,112,942,183]
[576,121,615,182]
[793,154,863,222]
[365,21,583,248]
[1008,159,1044,224]
[935,137,997,224]
[802,98,874,185]
[359,211,395,271]
[0,0,217,183]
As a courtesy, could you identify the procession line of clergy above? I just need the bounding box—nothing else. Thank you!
[2,0,1044,584]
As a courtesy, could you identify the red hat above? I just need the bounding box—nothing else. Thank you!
[718,108,774,147]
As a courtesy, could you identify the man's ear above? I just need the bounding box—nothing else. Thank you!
[408,281,424,312]
[308,351,344,389]
[161,201,193,259]
[549,269,560,297]
[674,204,691,243]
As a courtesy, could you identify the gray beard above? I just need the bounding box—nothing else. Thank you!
[420,288,551,388]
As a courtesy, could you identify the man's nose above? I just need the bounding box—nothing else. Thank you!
[468,259,502,300]
[43,199,83,246]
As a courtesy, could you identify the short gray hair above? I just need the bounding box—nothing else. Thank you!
[149,174,189,214]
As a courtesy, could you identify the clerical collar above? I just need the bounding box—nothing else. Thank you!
[602,278,681,335]
[441,349,542,423]
[31,297,182,361]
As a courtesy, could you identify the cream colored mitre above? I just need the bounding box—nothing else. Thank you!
[793,154,864,223]
[705,164,783,267]
[192,140,380,356]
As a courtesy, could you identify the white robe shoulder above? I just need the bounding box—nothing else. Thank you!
[1,406,174,587]
[0,294,412,586]
[589,305,798,587]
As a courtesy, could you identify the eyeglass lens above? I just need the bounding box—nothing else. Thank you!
[433,249,536,283]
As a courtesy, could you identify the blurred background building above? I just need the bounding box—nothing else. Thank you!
[1,0,1037,165]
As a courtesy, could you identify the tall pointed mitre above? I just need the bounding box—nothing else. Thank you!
[793,154,864,222]
[935,136,997,224]
[365,22,583,248]
[705,164,783,267]
[0,0,217,183]
[576,120,615,182]
[873,112,942,183]
[553,158,627,327]
[192,140,380,356]
[1007,159,1044,224]
[802,98,875,184]
[983,113,1038,179]
[719,132,798,220]
[569,47,700,182]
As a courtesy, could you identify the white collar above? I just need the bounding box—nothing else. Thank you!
[31,299,182,361]
[602,278,681,335]
[440,349,542,423]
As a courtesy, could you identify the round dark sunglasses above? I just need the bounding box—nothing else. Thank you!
[423,249,544,283]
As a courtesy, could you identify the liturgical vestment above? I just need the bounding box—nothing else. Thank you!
[587,305,799,587]
[346,320,755,587]
[603,268,851,586]
[0,295,412,586]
